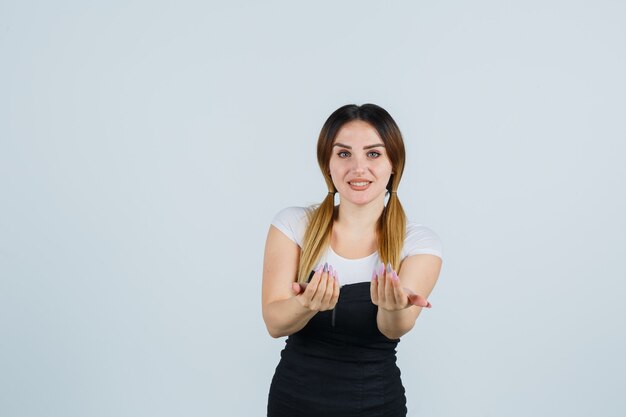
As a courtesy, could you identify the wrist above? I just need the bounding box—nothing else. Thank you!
[291,295,318,315]
[376,307,414,339]
[378,301,411,312]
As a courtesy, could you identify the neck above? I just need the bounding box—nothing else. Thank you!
[335,195,386,233]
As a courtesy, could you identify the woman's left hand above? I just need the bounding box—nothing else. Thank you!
[370,262,432,311]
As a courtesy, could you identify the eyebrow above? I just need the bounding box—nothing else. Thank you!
[333,142,385,150]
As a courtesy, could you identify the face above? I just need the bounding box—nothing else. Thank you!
[328,120,393,207]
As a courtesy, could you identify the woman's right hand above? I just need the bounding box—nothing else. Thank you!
[290,263,340,312]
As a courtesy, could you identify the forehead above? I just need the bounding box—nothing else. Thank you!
[333,120,383,145]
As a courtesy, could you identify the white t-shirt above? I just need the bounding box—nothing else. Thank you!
[271,206,443,286]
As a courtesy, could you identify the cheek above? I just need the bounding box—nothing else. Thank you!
[328,160,343,176]
[376,158,393,174]
[382,158,392,168]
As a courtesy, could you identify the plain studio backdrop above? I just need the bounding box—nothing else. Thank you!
[1,1,625,416]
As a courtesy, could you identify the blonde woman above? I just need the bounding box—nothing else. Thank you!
[262,104,443,417]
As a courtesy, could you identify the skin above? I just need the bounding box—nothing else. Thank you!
[262,120,442,339]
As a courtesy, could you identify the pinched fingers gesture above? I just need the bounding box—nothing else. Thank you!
[292,263,340,312]
[370,262,432,311]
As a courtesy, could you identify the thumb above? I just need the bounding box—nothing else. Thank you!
[408,294,432,308]
[403,287,432,308]
[291,282,306,295]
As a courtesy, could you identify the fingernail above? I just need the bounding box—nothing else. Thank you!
[386,263,392,273]
[379,262,385,275]
[392,270,399,281]
[315,264,323,272]
[372,270,377,280]
[329,265,334,276]
[323,262,328,273]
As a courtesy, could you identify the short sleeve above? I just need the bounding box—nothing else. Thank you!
[270,206,309,248]
[401,222,443,260]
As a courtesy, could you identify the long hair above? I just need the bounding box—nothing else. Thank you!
[296,104,407,283]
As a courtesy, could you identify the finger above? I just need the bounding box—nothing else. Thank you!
[312,264,331,304]
[390,270,406,307]
[304,264,324,298]
[327,271,339,308]
[291,282,304,295]
[403,287,432,308]
[320,268,335,308]
[370,269,378,305]
[330,274,340,307]
[377,262,386,303]
[408,293,432,308]
[384,263,395,307]
[330,267,339,285]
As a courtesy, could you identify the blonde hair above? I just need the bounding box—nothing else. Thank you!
[296,104,407,283]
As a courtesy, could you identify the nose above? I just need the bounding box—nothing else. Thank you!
[351,155,368,174]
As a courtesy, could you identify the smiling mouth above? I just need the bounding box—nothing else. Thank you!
[348,181,372,191]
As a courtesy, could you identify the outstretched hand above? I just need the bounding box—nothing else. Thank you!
[370,262,432,311]
[290,263,340,312]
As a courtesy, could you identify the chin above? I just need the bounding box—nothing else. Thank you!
[340,192,383,206]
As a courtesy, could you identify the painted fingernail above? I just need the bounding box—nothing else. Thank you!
[323,262,328,273]
[379,262,385,275]
[392,271,399,281]
[315,264,323,273]
[329,265,334,276]
[386,263,392,273]
[372,270,377,280]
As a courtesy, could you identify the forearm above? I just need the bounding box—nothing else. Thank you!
[376,308,418,340]
[263,297,318,338]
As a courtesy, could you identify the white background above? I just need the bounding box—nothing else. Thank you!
[1,1,625,416]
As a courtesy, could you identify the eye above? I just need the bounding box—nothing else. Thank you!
[367,151,382,158]
[337,151,351,158]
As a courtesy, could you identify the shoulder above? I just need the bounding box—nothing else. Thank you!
[401,221,443,260]
[270,206,310,248]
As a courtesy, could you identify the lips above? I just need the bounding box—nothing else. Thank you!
[348,179,372,190]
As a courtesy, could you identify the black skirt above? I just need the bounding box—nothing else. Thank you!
[267,282,407,417]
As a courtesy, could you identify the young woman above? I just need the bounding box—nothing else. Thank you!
[262,104,443,417]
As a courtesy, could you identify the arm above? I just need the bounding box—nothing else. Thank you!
[373,254,442,339]
[261,226,339,338]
